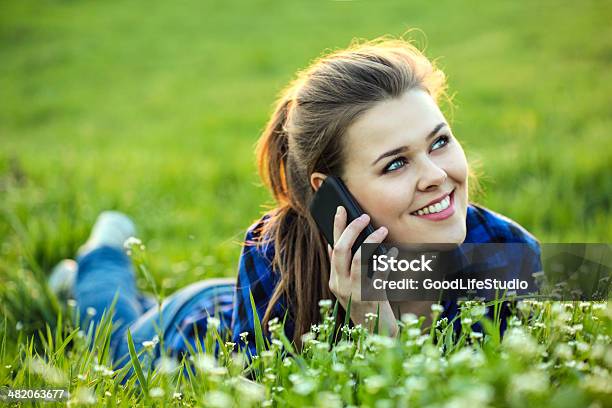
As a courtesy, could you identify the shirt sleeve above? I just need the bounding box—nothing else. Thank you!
[230,221,290,359]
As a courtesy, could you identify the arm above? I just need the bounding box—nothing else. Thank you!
[230,224,290,359]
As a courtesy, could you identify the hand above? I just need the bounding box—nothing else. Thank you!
[327,206,398,337]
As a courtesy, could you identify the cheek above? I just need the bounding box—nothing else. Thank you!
[354,181,415,225]
[440,145,469,184]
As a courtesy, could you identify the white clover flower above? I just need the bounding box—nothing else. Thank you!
[67,299,77,308]
[173,392,183,400]
[86,307,96,316]
[142,340,156,351]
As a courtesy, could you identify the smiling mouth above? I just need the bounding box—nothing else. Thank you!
[410,189,455,216]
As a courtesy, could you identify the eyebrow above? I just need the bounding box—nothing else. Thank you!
[371,122,448,166]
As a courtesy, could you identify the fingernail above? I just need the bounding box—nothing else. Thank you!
[336,206,342,215]
[378,227,388,235]
[360,214,370,222]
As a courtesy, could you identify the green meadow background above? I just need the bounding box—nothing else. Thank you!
[1,1,611,329]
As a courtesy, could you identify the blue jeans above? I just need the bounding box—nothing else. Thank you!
[74,246,235,377]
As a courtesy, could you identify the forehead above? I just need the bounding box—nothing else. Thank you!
[343,89,446,164]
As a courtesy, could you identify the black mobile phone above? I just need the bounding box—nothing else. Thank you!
[309,175,388,273]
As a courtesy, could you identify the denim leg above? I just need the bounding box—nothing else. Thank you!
[75,245,143,352]
[112,278,236,379]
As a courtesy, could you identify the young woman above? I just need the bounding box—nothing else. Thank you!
[50,38,540,372]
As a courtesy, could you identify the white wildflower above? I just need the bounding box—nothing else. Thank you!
[69,388,96,405]
[364,375,387,394]
[207,317,220,330]
[431,304,444,313]
[511,371,548,394]
[123,236,144,250]
[206,390,232,408]
[318,299,333,308]
[555,343,573,360]
[235,378,266,402]
[401,313,419,326]
[158,356,178,374]
[193,354,216,371]
[149,387,164,398]
[470,331,483,340]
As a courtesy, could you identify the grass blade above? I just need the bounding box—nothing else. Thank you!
[126,329,148,393]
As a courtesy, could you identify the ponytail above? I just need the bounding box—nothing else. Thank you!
[253,87,344,349]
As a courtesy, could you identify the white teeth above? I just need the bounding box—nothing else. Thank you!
[413,194,451,215]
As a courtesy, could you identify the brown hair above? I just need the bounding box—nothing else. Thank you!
[253,37,448,348]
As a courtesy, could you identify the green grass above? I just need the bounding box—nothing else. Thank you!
[0,0,611,406]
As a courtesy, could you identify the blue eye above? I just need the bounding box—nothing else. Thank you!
[431,135,450,151]
[383,157,408,173]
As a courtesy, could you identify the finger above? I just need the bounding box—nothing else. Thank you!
[351,226,388,281]
[334,213,370,256]
[332,213,370,279]
[362,226,388,245]
[333,206,347,246]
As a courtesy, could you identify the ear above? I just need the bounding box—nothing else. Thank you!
[310,172,327,192]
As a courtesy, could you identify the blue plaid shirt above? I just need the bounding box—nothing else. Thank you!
[229,203,541,356]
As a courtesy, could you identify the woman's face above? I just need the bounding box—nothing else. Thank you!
[315,88,469,244]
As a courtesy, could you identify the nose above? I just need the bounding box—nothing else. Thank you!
[416,156,447,192]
